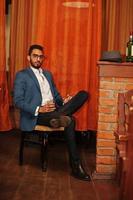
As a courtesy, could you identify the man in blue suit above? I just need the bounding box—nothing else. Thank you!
[13,44,90,181]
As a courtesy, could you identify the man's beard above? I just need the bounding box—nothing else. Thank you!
[30,58,42,69]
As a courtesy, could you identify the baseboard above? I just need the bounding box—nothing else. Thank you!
[92,170,116,180]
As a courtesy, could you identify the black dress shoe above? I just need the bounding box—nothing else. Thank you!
[50,116,71,128]
[71,161,91,181]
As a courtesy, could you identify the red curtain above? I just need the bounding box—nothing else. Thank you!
[9,0,37,91]
[9,0,102,130]
[0,0,12,131]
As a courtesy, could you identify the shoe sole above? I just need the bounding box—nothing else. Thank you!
[71,173,91,181]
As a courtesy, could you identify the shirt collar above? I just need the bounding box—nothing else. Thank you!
[30,66,43,74]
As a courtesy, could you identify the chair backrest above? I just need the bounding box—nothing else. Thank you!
[117,89,133,135]
[124,107,133,199]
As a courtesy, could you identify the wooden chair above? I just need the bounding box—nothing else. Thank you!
[123,108,133,200]
[114,89,133,199]
[19,125,64,171]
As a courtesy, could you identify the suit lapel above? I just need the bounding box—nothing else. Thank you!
[26,67,41,90]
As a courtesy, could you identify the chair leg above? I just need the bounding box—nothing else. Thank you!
[19,132,25,165]
[41,133,48,172]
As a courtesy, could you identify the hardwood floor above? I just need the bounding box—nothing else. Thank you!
[0,130,119,200]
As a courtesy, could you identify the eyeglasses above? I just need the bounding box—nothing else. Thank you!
[31,54,45,60]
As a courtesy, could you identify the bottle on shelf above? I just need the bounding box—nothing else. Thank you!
[126,32,133,62]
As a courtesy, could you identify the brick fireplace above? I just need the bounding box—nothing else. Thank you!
[93,61,133,179]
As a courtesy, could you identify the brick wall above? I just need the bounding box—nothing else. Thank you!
[93,62,133,179]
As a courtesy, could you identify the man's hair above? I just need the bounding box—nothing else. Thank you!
[28,44,44,55]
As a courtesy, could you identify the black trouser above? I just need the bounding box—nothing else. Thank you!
[37,90,89,162]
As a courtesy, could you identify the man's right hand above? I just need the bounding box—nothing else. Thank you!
[39,101,56,113]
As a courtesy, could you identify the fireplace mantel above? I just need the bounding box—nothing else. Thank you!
[98,61,133,77]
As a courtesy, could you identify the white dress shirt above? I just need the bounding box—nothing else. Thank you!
[30,67,53,115]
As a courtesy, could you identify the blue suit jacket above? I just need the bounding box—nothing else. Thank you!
[13,67,63,131]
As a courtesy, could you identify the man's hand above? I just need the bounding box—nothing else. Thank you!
[39,101,56,113]
[63,94,73,104]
